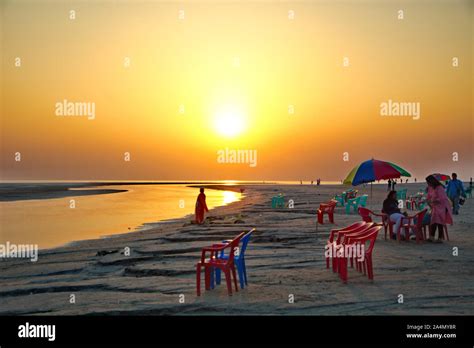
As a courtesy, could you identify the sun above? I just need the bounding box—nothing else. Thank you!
[214,106,246,137]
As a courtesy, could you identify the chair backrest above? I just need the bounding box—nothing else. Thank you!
[337,222,374,244]
[359,195,368,205]
[415,209,428,229]
[342,223,376,244]
[358,207,372,222]
[351,226,381,254]
[227,232,247,265]
[239,228,255,257]
[329,221,367,242]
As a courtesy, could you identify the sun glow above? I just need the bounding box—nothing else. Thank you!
[214,106,246,138]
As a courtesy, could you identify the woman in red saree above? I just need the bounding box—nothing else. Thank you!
[195,188,209,224]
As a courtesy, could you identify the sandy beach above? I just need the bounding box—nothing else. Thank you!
[0,183,472,316]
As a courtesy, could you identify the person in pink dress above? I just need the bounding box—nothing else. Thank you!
[425,175,453,243]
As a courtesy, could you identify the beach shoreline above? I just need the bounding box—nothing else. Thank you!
[0,183,473,315]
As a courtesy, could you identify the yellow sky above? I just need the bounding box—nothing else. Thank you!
[1,0,472,181]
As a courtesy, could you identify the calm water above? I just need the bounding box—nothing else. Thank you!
[0,185,241,249]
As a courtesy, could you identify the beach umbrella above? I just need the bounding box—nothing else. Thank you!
[344,159,411,186]
[343,159,411,207]
[432,173,451,182]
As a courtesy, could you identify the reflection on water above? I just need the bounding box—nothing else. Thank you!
[0,185,241,249]
[222,191,239,205]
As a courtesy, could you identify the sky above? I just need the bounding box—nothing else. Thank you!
[1,0,473,181]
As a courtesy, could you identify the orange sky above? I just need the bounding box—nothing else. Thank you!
[1,0,472,181]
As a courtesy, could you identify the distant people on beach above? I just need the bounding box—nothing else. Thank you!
[387,179,392,191]
[382,190,409,239]
[317,178,321,186]
[426,175,452,242]
[195,188,209,224]
[392,179,397,191]
[445,173,466,215]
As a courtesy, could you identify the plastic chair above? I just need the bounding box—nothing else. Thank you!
[196,232,245,296]
[359,195,368,207]
[215,229,255,289]
[358,207,388,236]
[326,222,370,272]
[396,209,427,243]
[317,200,337,224]
[333,194,345,207]
[465,187,472,198]
[345,196,361,214]
[338,226,381,283]
[271,194,285,208]
[422,224,449,241]
[396,189,407,201]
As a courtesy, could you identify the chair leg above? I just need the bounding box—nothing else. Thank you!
[196,264,201,296]
[340,257,348,283]
[241,259,248,285]
[232,266,239,292]
[367,256,373,280]
[224,269,232,296]
[237,263,245,289]
[210,266,215,289]
[215,268,221,285]
[205,266,211,291]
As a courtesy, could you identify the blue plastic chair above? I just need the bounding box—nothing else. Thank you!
[214,229,254,289]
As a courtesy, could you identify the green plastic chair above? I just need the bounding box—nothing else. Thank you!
[359,194,368,207]
[271,194,285,208]
[334,194,345,207]
[345,196,361,214]
[466,187,472,198]
[396,189,407,200]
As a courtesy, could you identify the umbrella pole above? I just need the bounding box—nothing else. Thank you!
[370,182,373,208]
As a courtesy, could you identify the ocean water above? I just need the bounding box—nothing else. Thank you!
[0,184,241,249]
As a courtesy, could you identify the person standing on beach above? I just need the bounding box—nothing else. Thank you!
[387,179,392,191]
[426,175,453,242]
[445,173,466,215]
[195,188,209,224]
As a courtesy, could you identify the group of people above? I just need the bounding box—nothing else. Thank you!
[382,173,467,243]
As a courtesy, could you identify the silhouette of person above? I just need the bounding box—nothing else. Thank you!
[195,188,209,224]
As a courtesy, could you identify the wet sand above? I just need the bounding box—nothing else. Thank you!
[0,183,473,315]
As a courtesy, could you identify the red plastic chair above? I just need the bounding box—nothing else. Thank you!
[358,207,388,237]
[338,226,381,283]
[317,200,337,224]
[196,232,245,296]
[326,222,370,272]
[396,209,427,243]
[422,224,449,241]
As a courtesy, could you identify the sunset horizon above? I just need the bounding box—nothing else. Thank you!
[1,0,473,345]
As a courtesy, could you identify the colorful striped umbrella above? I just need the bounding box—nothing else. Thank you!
[344,159,411,186]
[432,173,451,182]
